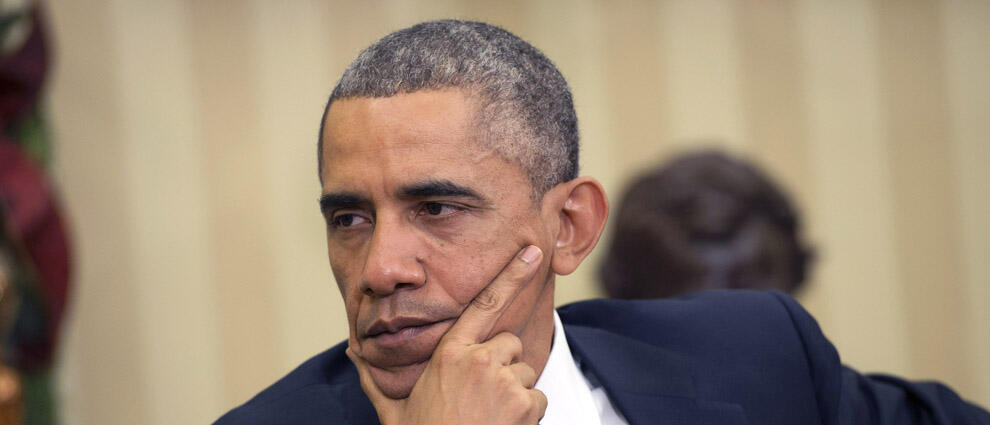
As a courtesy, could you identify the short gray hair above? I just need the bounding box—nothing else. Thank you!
[318,20,579,196]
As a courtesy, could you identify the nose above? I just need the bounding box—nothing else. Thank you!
[359,217,426,297]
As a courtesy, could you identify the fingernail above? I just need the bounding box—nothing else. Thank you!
[520,245,542,263]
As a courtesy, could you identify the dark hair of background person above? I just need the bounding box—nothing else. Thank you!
[317,19,579,198]
[598,150,815,299]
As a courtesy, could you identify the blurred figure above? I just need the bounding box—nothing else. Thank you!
[0,3,70,425]
[599,150,814,299]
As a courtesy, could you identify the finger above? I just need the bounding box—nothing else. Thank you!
[482,331,523,365]
[505,362,538,388]
[444,245,543,344]
[346,347,393,410]
[526,388,548,424]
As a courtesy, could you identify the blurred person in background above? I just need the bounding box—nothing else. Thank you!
[0,2,71,425]
[599,150,814,300]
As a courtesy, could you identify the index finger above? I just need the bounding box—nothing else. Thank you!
[442,245,543,345]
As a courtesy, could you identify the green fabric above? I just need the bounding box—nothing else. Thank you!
[10,107,52,167]
[0,10,27,44]
[22,368,54,425]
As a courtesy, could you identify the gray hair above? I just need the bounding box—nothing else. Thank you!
[318,20,579,196]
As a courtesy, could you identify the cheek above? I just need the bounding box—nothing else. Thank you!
[423,245,493,305]
[328,249,365,332]
[423,220,532,307]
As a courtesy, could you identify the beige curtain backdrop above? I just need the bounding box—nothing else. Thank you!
[45,1,988,424]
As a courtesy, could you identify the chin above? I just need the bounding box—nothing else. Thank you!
[370,361,429,399]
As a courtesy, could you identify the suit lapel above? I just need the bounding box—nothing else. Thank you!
[564,324,750,425]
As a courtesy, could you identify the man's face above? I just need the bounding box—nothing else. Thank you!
[319,89,556,399]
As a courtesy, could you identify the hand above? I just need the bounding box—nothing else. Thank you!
[347,245,548,425]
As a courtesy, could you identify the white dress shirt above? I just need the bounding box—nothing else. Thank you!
[533,311,630,425]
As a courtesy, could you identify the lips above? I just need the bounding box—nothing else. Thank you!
[364,316,445,338]
[361,316,455,367]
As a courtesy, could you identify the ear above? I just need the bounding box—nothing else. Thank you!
[543,177,609,276]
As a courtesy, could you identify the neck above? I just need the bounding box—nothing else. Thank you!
[519,274,557,379]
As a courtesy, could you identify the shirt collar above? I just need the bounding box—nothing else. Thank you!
[534,311,603,425]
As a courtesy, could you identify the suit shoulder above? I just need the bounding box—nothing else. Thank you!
[558,290,836,365]
[558,290,803,338]
[559,291,842,424]
[213,341,355,424]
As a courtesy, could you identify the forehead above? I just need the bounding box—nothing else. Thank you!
[323,89,476,158]
[320,90,527,197]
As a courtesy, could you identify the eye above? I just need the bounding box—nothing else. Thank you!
[331,212,370,229]
[418,202,463,217]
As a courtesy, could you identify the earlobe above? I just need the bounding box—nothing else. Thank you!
[549,178,609,276]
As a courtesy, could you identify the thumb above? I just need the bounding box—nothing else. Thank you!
[346,347,398,422]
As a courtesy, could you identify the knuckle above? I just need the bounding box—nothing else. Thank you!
[534,389,548,406]
[469,347,492,366]
[518,364,536,382]
[471,287,501,311]
[509,388,531,408]
[496,368,517,387]
[533,390,548,412]
[493,333,523,360]
[505,333,523,353]
[435,345,461,364]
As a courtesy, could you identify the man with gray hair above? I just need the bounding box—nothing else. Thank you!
[215,20,989,425]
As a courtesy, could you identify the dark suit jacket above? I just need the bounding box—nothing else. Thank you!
[214,290,990,425]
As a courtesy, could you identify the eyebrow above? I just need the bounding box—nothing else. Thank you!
[399,179,485,201]
[318,179,487,214]
[318,192,366,214]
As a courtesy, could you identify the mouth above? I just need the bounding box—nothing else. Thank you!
[363,316,456,351]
